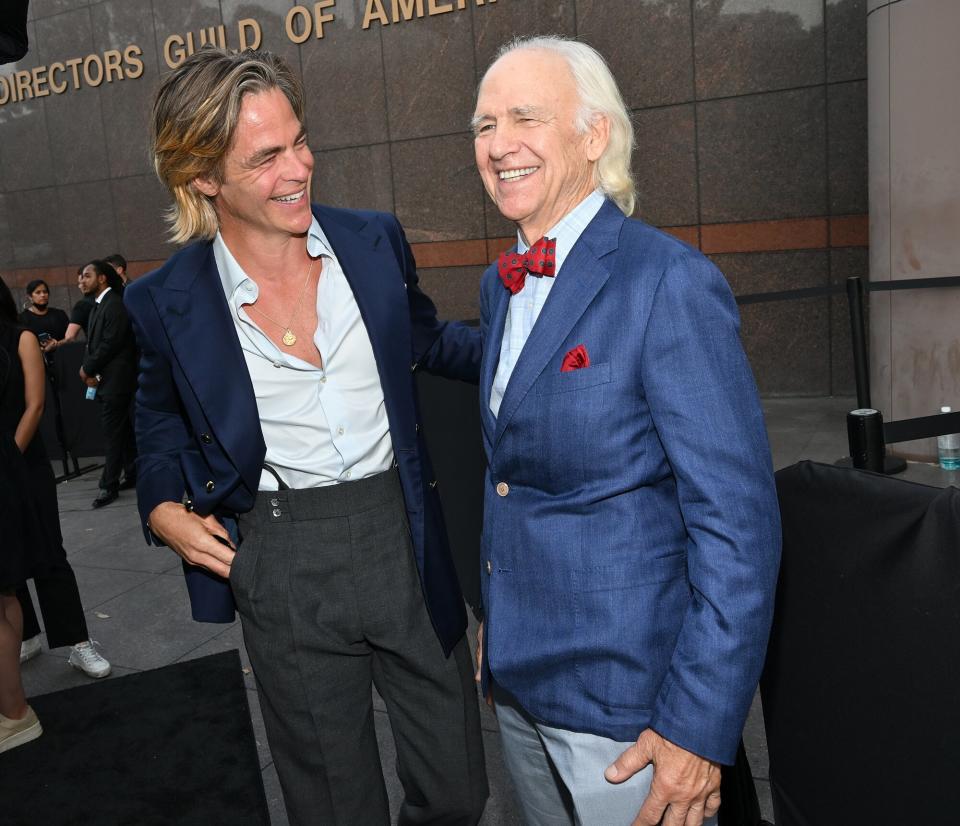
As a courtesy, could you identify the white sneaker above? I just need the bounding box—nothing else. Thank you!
[0,706,42,754]
[20,635,42,663]
[68,640,111,679]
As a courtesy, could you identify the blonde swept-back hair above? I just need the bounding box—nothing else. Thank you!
[151,48,305,244]
[487,37,636,216]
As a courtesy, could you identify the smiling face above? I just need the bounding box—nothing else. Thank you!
[473,49,608,244]
[193,86,314,248]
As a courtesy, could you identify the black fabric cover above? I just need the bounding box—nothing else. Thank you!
[763,461,960,826]
[0,650,269,825]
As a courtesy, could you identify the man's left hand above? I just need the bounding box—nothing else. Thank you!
[604,729,721,826]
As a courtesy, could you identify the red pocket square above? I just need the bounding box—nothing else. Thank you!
[560,344,590,372]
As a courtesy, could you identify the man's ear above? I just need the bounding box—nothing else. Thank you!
[585,113,610,163]
[192,175,220,198]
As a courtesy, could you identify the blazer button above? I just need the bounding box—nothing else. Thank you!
[410,362,418,372]
[199,433,212,445]
[496,482,509,497]
[415,423,420,433]
[486,560,492,575]
[428,480,437,489]
[205,480,215,493]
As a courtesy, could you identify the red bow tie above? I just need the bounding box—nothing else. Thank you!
[497,237,557,294]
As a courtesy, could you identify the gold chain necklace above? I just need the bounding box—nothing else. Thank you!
[248,257,316,347]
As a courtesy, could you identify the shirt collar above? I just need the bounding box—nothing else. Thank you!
[516,189,606,276]
[213,215,332,301]
[95,286,111,304]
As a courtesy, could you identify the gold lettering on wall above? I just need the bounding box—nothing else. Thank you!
[363,0,389,29]
[238,18,262,50]
[48,63,67,94]
[64,58,83,90]
[163,34,184,68]
[285,6,312,44]
[392,0,424,23]
[314,0,336,38]
[14,70,32,101]
[0,0,502,108]
[103,49,123,82]
[83,54,104,87]
[124,45,145,79]
[364,0,491,28]
[286,2,335,42]
[31,66,50,97]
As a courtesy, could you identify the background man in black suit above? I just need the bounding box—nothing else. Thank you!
[79,260,137,508]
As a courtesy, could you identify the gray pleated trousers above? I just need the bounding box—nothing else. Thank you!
[230,470,487,826]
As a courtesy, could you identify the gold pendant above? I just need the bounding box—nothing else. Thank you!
[282,329,297,347]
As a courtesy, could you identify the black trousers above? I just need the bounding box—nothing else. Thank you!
[98,391,136,492]
[231,470,488,826]
[17,563,88,648]
[18,455,88,648]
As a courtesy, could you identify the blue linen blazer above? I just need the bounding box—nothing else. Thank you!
[124,205,480,656]
[478,199,781,764]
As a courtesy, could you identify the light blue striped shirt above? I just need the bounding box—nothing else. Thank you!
[490,190,607,418]
[214,216,393,491]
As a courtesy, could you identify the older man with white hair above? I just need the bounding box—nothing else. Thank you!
[471,37,781,826]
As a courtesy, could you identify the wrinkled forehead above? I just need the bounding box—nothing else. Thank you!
[476,49,576,112]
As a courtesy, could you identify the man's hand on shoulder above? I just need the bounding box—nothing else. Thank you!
[147,501,237,579]
[605,729,721,826]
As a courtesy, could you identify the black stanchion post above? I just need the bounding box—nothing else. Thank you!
[847,408,886,472]
[846,276,871,410]
[838,277,906,474]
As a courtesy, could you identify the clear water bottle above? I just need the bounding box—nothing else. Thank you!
[937,406,960,470]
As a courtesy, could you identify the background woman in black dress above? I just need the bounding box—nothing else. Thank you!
[4,274,113,677]
[18,279,70,356]
[0,276,44,753]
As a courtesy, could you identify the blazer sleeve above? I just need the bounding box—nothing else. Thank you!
[641,252,782,765]
[124,284,194,543]
[381,214,481,384]
[82,296,132,377]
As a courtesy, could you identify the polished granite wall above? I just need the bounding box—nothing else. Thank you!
[0,0,868,395]
[867,0,960,458]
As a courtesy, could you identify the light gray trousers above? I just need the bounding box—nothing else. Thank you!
[492,684,718,826]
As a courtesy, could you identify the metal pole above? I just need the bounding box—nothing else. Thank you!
[846,276,871,410]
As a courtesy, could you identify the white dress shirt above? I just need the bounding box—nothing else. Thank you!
[214,217,394,491]
[490,189,606,418]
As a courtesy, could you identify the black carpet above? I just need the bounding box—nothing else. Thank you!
[0,650,270,826]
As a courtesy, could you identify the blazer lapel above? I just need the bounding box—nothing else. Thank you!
[480,271,510,447]
[87,294,106,344]
[492,202,624,454]
[147,243,265,495]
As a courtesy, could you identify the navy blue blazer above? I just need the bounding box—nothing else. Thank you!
[124,205,480,656]
[479,200,781,764]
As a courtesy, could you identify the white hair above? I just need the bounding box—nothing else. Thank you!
[486,36,636,216]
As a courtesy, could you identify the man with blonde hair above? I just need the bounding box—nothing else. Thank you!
[124,47,487,826]
[472,37,781,825]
